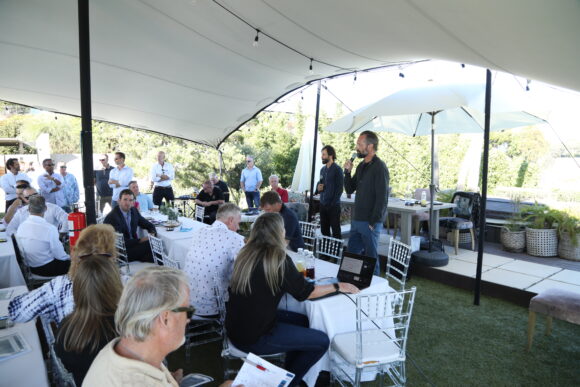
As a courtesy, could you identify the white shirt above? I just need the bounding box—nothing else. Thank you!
[38,172,67,207]
[15,215,70,268]
[6,202,69,236]
[184,220,244,316]
[0,171,31,201]
[150,161,174,187]
[109,165,134,201]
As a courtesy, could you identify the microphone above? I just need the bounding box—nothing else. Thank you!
[350,153,356,162]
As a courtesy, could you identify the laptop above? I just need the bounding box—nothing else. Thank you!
[310,252,376,300]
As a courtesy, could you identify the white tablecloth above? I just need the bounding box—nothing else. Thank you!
[0,232,26,288]
[282,251,392,386]
[0,286,49,387]
[154,218,206,268]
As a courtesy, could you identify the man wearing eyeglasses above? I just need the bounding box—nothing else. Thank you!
[38,158,67,210]
[6,187,69,237]
[150,151,175,207]
[1,158,31,211]
[94,154,113,214]
[108,152,134,207]
[240,156,262,211]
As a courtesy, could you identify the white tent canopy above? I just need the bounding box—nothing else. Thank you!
[1,0,579,147]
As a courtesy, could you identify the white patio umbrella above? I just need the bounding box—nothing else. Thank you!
[324,81,546,266]
[291,117,323,193]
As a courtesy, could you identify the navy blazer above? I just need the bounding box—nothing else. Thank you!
[104,206,156,248]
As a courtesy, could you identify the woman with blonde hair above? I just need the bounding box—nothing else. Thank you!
[9,224,118,324]
[55,254,122,385]
[226,212,358,387]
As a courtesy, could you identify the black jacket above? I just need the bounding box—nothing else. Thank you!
[344,154,389,225]
[104,206,156,248]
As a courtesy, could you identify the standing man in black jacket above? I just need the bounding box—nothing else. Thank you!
[104,189,157,263]
[343,131,389,274]
[315,145,344,239]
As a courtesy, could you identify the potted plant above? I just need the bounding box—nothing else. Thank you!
[557,212,580,261]
[500,200,526,253]
[523,204,559,257]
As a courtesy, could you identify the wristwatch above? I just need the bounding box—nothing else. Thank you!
[333,283,340,292]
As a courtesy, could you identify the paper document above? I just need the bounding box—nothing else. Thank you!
[233,352,294,387]
[0,332,31,362]
[0,289,13,301]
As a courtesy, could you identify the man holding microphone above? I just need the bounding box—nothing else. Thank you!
[343,131,390,275]
[315,145,344,239]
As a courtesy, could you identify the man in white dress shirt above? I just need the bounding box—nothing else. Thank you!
[6,187,69,237]
[15,195,70,276]
[150,151,175,207]
[1,158,31,210]
[184,203,244,317]
[108,151,133,207]
[38,158,67,209]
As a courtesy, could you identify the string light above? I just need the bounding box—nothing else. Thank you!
[308,58,313,75]
[526,79,531,91]
[353,71,358,82]
[252,29,260,47]
[461,63,466,68]
[399,72,405,78]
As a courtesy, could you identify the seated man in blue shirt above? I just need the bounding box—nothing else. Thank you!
[260,191,305,252]
[129,181,154,211]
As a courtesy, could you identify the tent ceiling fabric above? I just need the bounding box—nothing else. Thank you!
[1,0,579,147]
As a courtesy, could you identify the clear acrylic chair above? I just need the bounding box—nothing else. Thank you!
[330,287,417,387]
[299,221,317,251]
[115,232,154,276]
[386,240,412,291]
[315,234,344,264]
[149,235,181,269]
[195,205,205,223]
[40,314,77,387]
[217,281,285,380]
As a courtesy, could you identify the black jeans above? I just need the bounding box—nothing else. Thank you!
[127,240,155,263]
[153,186,175,206]
[31,259,71,277]
[320,203,342,239]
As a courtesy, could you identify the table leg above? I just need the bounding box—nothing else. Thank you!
[399,214,412,245]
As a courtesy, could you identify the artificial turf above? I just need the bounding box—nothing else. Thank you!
[168,276,580,386]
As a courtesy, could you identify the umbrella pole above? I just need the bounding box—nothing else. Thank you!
[307,81,322,222]
[78,0,96,225]
[474,70,492,306]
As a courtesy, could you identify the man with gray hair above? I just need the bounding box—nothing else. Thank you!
[269,174,288,203]
[6,187,69,237]
[184,203,244,317]
[209,172,230,202]
[83,266,190,386]
[15,195,70,276]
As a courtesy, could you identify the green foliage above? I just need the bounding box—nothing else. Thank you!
[555,212,580,247]
[522,203,559,229]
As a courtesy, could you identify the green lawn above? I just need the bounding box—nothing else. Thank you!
[169,276,580,386]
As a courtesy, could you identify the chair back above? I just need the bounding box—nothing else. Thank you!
[315,235,344,263]
[451,191,481,223]
[286,202,308,222]
[40,314,77,387]
[149,235,180,269]
[299,221,317,251]
[354,287,417,366]
[11,234,32,279]
[195,205,205,223]
[114,232,130,274]
[386,240,412,291]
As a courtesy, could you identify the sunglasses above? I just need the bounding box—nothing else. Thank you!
[60,166,67,169]
[171,305,196,319]
[45,164,55,167]
[23,193,38,200]
[246,160,252,163]
[99,158,106,161]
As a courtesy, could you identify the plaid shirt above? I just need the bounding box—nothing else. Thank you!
[9,275,74,324]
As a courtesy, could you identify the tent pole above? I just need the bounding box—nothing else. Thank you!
[474,69,492,305]
[218,148,223,176]
[308,81,322,222]
[428,113,436,250]
[78,0,96,225]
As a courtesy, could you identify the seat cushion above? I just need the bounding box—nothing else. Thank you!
[332,330,403,365]
[440,218,473,230]
[529,288,580,325]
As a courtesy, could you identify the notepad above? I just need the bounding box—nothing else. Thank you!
[233,353,295,387]
[0,289,13,301]
[0,332,31,362]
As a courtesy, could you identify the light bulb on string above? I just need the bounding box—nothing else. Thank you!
[308,58,313,75]
[461,63,466,68]
[353,71,358,83]
[526,79,531,91]
[398,72,405,78]
[253,29,260,47]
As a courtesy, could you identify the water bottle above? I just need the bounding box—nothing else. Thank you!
[420,191,427,207]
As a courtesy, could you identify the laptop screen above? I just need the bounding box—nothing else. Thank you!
[337,252,376,289]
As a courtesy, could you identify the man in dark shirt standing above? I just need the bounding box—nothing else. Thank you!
[94,154,114,215]
[195,180,224,224]
[260,191,305,252]
[344,131,389,274]
[315,145,344,239]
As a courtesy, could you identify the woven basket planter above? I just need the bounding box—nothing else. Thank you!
[501,228,526,253]
[447,230,472,244]
[558,232,580,261]
[525,227,558,257]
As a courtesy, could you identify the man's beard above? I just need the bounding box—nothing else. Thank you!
[321,158,329,164]
[356,151,367,159]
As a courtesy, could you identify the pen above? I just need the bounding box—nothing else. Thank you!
[243,357,267,371]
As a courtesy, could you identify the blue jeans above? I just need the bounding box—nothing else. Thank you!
[245,191,260,209]
[235,310,329,386]
[348,220,383,275]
